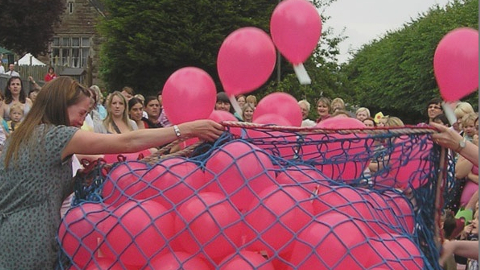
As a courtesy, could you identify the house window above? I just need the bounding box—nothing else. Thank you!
[68,1,74,14]
[51,36,91,68]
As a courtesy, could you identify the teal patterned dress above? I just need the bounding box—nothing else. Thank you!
[0,124,78,269]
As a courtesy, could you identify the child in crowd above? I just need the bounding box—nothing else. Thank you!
[242,103,255,123]
[330,97,345,113]
[377,116,389,127]
[462,112,478,142]
[0,92,7,152]
[433,114,450,127]
[362,117,376,127]
[456,202,479,270]
[7,103,24,133]
[440,209,461,270]
[246,95,257,107]
[385,116,404,127]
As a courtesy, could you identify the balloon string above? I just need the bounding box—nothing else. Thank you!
[229,95,242,117]
[293,64,311,85]
[442,102,457,126]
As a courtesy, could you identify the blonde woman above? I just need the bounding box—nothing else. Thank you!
[316,97,331,123]
[237,95,246,108]
[454,102,474,134]
[246,95,258,107]
[331,98,345,113]
[385,116,404,127]
[97,91,138,134]
[377,116,389,127]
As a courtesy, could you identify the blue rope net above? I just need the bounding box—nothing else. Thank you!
[57,123,453,270]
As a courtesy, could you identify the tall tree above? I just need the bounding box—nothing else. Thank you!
[98,0,278,93]
[0,0,65,55]
[343,0,478,123]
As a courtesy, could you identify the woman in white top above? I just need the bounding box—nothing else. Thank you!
[1,76,32,121]
[96,91,138,134]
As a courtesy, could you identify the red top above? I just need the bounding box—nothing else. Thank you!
[316,114,331,123]
[44,73,57,82]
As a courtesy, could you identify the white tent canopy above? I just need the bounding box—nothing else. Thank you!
[17,53,46,66]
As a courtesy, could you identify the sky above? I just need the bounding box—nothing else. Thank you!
[323,0,452,63]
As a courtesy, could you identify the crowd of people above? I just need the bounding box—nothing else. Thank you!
[0,73,479,269]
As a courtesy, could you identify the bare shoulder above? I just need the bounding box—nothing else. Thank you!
[26,98,33,107]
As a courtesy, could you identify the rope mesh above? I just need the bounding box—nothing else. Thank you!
[58,123,453,270]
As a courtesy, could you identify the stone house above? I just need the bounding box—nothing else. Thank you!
[39,0,106,86]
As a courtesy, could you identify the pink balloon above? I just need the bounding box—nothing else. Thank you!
[135,157,206,209]
[270,0,322,64]
[101,161,150,206]
[209,110,237,123]
[179,137,200,150]
[58,203,108,268]
[174,192,243,260]
[301,117,371,182]
[313,186,371,217]
[366,234,424,269]
[219,251,275,270]
[244,185,314,255]
[209,110,242,137]
[275,165,330,192]
[434,27,479,102]
[289,213,370,269]
[217,27,276,96]
[205,140,276,211]
[387,135,432,189]
[312,186,393,236]
[149,251,211,270]
[382,190,415,234]
[253,92,302,127]
[100,200,175,266]
[248,113,296,159]
[162,67,217,124]
[83,258,125,270]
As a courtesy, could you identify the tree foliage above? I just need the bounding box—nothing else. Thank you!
[98,0,278,93]
[342,0,478,123]
[0,0,65,55]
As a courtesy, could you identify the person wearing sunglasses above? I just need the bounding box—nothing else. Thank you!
[426,97,444,125]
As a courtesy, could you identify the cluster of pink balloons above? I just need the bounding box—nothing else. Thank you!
[384,136,433,189]
[157,0,323,131]
[59,139,423,270]
[301,117,373,182]
[218,0,322,98]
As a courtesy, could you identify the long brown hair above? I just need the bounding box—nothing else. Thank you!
[4,76,90,168]
[103,91,133,133]
[4,76,26,104]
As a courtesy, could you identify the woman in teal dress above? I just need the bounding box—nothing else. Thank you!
[0,77,224,269]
